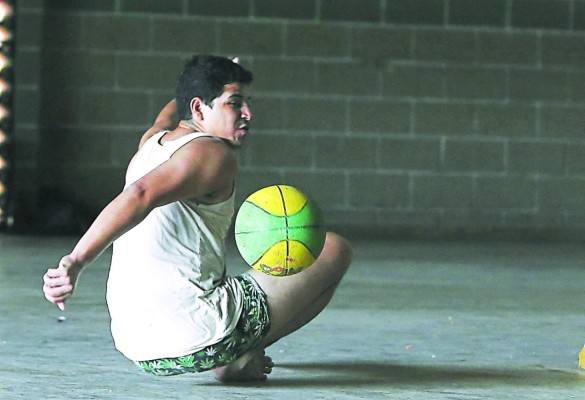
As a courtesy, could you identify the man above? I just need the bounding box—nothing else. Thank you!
[43,55,352,382]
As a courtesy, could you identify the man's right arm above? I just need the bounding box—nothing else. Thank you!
[43,138,236,310]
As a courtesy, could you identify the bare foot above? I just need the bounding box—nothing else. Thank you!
[213,350,274,383]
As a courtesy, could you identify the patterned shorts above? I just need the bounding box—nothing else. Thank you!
[134,274,271,376]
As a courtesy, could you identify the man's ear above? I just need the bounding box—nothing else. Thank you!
[189,97,206,120]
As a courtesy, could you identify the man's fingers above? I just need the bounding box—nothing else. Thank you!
[44,281,73,296]
[44,290,72,308]
[43,272,71,288]
[43,258,79,309]
[44,267,65,279]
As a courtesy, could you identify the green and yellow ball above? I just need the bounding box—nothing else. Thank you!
[235,185,326,276]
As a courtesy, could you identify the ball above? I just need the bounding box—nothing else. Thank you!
[235,185,326,276]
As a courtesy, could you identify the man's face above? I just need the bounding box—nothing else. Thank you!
[200,82,252,147]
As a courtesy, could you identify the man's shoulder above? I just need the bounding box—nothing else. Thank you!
[176,136,238,170]
[182,135,233,155]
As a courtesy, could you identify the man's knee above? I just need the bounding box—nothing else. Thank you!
[322,232,353,278]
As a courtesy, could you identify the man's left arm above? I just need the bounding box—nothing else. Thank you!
[139,99,179,149]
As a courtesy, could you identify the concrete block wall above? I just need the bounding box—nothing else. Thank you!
[12,0,44,221]
[11,0,585,239]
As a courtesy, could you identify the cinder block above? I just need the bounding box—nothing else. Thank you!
[509,69,569,102]
[282,171,348,207]
[414,102,475,135]
[476,31,538,65]
[152,19,218,53]
[538,177,566,210]
[15,10,44,48]
[44,128,111,165]
[352,26,411,65]
[252,59,316,93]
[41,14,83,50]
[320,0,381,22]
[414,29,477,63]
[377,209,440,229]
[245,133,314,168]
[13,88,40,125]
[565,178,585,215]
[464,210,506,229]
[83,92,151,126]
[566,143,585,174]
[379,138,441,171]
[349,99,411,134]
[110,130,143,167]
[540,105,585,138]
[444,67,507,100]
[283,98,346,132]
[187,0,250,17]
[508,141,565,175]
[43,50,116,88]
[441,210,505,230]
[324,209,381,230]
[41,88,83,125]
[287,23,351,57]
[383,65,446,99]
[47,0,115,12]
[504,211,565,230]
[575,0,585,31]
[255,0,316,20]
[475,176,536,209]
[12,126,40,143]
[412,174,473,208]
[542,178,585,213]
[568,70,585,103]
[15,0,585,237]
[220,21,283,56]
[246,97,284,131]
[150,93,179,124]
[541,34,585,67]
[316,62,381,96]
[385,0,444,25]
[14,50,41,86]
[475,103,537,137]
[565,215,585,231]
[315,137,378,169]
[117,55,183,90]
[12,134,40,166]
[85,16,151,51]
[56,166,126,210]
[348,172,409,208]
[121,0,183,14]
[236,169,284,203]
[12,167,40,220]
[18,0,44,9]
[511,0,570,30]
[449,0,506,27]
[443,139,505,173]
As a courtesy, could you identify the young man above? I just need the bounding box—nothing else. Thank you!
[43,55,352,382]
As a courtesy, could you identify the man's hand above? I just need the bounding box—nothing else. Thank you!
[42,255,84,311]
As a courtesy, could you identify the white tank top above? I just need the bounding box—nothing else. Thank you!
[106,131,243,361]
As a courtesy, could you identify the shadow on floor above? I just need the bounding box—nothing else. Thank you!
[206,360,584,388]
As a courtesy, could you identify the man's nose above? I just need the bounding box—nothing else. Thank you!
[242,104,252,121]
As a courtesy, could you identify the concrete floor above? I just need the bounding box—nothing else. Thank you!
[1,233,584,399]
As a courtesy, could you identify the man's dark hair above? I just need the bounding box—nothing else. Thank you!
[175,55,253,120]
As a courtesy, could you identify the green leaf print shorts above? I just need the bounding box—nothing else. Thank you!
[134,274,271,376]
